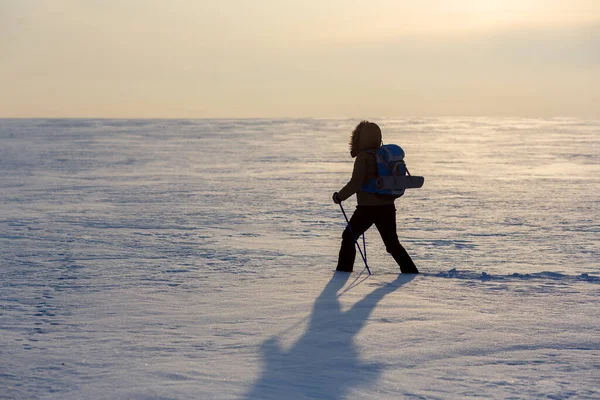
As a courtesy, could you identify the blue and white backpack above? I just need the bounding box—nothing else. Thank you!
[360,144,423,199]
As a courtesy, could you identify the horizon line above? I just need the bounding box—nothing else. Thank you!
[1,115,598,121]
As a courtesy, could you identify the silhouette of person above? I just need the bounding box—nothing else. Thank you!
[333,121,418,274]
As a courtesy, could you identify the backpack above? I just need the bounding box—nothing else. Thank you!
[360,144,410,199]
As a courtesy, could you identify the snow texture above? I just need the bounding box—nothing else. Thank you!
[1,118,599,399]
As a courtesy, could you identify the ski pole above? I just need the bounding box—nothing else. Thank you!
[362,233,367,264]
[339,203,371,275]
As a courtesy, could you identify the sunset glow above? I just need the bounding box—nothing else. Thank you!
[1,0,598,118]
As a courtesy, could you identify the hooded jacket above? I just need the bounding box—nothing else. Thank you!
[337,122,395,206]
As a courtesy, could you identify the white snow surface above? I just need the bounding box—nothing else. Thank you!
[1,118,599,399]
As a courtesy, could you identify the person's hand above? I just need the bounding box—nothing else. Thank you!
[332,192,341,204]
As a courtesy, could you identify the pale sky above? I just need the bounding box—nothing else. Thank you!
[1,0,599,118]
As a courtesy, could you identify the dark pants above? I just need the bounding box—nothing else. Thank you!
[336,205,419,274]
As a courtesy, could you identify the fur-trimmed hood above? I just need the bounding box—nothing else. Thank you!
[349,121,382,158]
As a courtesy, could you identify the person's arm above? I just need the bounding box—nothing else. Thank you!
[337,153,367,201]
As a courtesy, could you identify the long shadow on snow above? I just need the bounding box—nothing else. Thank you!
[243,271,415,400]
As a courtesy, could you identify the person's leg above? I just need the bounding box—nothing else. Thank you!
[374,205,419,273]
[336,206,374,272]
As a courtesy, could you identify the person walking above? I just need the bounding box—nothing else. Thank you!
[333,121,419,274]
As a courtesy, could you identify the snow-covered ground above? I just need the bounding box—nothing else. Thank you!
[1,118,599,399]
